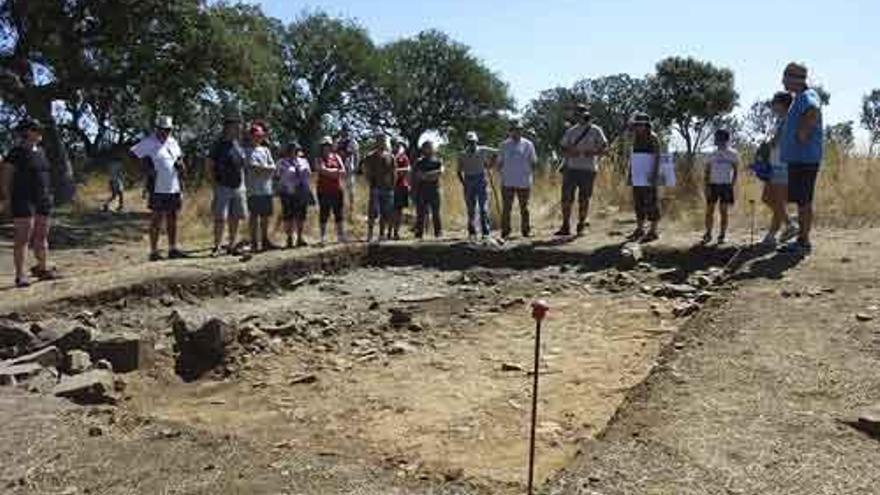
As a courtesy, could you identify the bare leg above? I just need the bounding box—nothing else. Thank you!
[719,203,729,237]
[560,201,572,231]
[167,212,178,251]
[149,212,162,254]
[704,203,715,236]
[31,215,50,271]
[13,217,33,282]
[249,215,259,252]
[260,215,270,248]
[213,218,224,250]
[228,218,240,249]
[799,204,813,243]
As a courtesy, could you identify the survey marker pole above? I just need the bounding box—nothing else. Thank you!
[527,300,550,495]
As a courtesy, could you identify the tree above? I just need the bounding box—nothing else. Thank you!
[376,30,513,156]
[861,89,880,155]
[646,57,738,159]
[826,121,855,155]
[744,99,777,144]
[276,12,379,154]
[522,86,580,157]
[574,74,649,145]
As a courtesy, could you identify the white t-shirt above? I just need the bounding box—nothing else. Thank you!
[498,137,537,188]
[131,134,182,194]
[243,145,276,196]
[560,124,608,171]
[706,148,740,185]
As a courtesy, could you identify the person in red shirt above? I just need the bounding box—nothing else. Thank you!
[315,136,347,245]
[391,138,411,240]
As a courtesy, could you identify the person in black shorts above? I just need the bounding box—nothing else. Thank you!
[1,120,58,288]
[702,129,740,245]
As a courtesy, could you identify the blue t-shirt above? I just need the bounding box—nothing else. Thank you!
[780,88,823,166]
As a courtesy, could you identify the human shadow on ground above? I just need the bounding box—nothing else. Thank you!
[0,210,150,251]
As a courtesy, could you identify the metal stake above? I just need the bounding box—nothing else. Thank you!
[527,300,550,495]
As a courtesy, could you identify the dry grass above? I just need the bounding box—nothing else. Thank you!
[69,149,880,247]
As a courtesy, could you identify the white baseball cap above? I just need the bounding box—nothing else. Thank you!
[465,131,479,142]
[155,115,174,130]
[320,136,334,146]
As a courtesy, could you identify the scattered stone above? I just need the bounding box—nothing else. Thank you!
[64,350,92,375]
[290,373,318,385]
[695,291,715,304]
[407,323,424,333]
[672,302,701,318]
[1,346,61,368]
[388,341,417,355]
[25,367,60,394]
[657,283,698,298]
[0,319,37,349]
[32,320,93,352]
[442,467,465,482]
[159,294,176,307]
[0,362,44,386]
[389,309,413,328]
[500,362,525,372]
[500,297,526,309]
[52,369,115,404]
[90,333,154,373]
[840,257,853,264]
[856,313,875,322]
[618,243,643,271]
[262,320,299,337]
[398,293,444,303]
[94,359,113,371]
[368,301,381,311]
[88,425,104,437]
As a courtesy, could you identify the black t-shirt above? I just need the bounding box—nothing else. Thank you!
[415,158,442,183]
[210,138,245,189]
[6,145,51,202]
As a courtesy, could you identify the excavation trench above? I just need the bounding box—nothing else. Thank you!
[14,243,730,493]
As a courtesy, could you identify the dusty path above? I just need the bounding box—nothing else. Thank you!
[549,228,880,494]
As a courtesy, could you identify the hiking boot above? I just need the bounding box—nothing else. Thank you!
[168,249,189,260]
[210,246,223,258]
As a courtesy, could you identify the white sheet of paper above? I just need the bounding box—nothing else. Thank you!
[630,152,655,186]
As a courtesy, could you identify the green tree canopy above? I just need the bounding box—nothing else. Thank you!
[646,56,738,159]
[862,89,880,154]
[826,120,855,155]
[375,30,513,155]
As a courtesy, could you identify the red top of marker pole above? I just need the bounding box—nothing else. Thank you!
[531,300,549,321]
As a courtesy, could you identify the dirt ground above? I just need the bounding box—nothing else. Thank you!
[2,211,879,494]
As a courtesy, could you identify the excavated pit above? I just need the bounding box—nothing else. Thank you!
[7,242,735,493]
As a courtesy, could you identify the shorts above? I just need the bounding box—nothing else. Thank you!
[280,193,308,222]
[769,162,788,185]
[632,186,660,222]
[11,195,52,219]
[788,163,819,207]
[706,184,735,205]
[212,186,247,220]
[394,186,410,209]
[247,195,274,217]
[561,168,596,203]
[149,193,181,213]
[318,190,344,224]
[369,187,394,220]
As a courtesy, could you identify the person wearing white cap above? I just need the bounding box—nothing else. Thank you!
[458,131,498,241]
[557,104,608,237]
[496,119,537,239]
[130,115,187,261]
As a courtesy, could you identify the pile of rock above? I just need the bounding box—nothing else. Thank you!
[0,317,153,404]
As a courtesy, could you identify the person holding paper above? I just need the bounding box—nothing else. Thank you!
[627,112,661,243]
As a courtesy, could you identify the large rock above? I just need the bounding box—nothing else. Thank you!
[173,317,239,381]
[31,320,93,352]
[618,243,644,271]
[850,404,880,438]
[64,350,92,375]
[656,283,698,298]
[389,308,413,328]
[52,369,115,405]
[90,333,154,373]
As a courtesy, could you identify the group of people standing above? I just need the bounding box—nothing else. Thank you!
[0,62,825,288]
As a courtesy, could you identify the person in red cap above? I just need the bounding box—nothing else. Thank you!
[243,121,278,255]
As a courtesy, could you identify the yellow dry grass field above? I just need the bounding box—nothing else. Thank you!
[70,146,880,247]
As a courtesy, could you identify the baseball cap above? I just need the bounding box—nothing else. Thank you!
[155,115,174,130]
[465,131,479,142]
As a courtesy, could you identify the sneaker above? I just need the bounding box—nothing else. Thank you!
[627,229,645,242]
[168,249,189,260]
[700,232,712,245]
[15,277,30,288]
[554,226,571,237]
[641,231,659,243]
[760,233,777,248]
[149,251,163,262]
[780,223,799,243]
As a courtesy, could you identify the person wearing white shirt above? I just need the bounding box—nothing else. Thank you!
[130,115,186,261]
[496,120,537,239]
[702,129,740,245]
[243,121,278,253]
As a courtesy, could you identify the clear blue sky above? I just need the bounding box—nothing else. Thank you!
[260,0,878,145]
